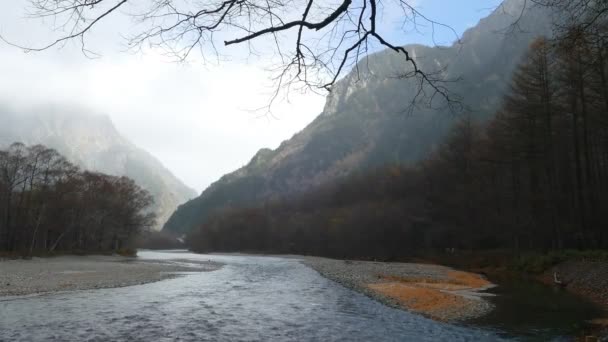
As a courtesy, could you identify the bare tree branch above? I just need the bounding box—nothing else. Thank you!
[2,0,464,110]
[2,0,127,53]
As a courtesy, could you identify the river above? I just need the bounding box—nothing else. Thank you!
[0,250,600,341]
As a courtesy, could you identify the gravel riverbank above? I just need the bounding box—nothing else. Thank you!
[0,255,222,297]
[0,253,494,322]
[302,257,495,322]
[542,260,608,310]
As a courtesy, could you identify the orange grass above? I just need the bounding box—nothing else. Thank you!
[379,270,490,289]
[368,283,469,320]
[446,271,491,288]
[368,270,491,320]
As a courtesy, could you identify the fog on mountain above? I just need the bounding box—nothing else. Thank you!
[2,0,608,340]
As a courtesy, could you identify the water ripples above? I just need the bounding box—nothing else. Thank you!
[0,251,504,341]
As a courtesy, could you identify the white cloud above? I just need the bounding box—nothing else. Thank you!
[0,1,326,192]
[0,0,492,193]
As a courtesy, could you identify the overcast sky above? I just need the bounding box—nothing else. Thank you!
[0,0,502,193]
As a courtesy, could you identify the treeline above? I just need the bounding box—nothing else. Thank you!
[187,166,427,258]
[187,27,608,258]
[0,143,155,255]
[426,31,608,251]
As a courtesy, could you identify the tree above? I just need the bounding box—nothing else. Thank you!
[3,0,461,106]
[533,0,608,31]
[0,143,155,255]
[184,26,608,257]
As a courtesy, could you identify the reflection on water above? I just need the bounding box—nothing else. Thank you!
[0,250,502,341]
[469,275,605,341]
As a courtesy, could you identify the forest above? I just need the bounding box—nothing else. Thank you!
[0,143,155,255]
[188,25,608,259]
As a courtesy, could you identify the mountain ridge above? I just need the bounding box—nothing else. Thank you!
[163,0,553,235]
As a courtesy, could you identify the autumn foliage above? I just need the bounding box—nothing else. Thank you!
[187,26,608,258]
[0,143,155,255]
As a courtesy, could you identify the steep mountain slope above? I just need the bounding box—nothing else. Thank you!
[164,0,553,235]
[0,105,196,230]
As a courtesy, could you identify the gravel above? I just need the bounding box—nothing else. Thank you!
[545,260,608,308]
[0,255,222,297]
[0,253,493,322]
[301,256,494,322]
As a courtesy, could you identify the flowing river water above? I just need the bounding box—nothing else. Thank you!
[0,250,602,341]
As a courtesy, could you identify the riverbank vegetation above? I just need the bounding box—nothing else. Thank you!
[188,24,608,261]
[0,143,155,256]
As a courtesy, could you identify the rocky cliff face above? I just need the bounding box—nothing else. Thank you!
[0,105,196,230]
[163,0,553,235]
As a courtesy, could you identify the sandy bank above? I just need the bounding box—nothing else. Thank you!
[302,257,495,322]
[0,255,222,297]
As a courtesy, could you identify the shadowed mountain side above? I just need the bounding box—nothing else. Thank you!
[163,0,553,235]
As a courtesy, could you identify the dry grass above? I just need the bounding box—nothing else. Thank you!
[447,270,492,288]
[379,270,490,289]
[368,282,469,320]
[367,269,491,321]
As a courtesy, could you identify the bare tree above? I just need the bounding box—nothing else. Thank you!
[3,0,461,106]
[0,143,155,255]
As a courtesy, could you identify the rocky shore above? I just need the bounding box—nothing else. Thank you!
[302,257,495,322]
[542,260,608,310]
[0,255,221,297]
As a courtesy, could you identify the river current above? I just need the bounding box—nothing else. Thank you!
[0,250,559,341]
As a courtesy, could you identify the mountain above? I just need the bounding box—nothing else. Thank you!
[163,0,553,235]
[0,104,197,230]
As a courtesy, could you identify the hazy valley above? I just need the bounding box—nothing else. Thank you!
[1,0,608,340]
[0,105,196,231]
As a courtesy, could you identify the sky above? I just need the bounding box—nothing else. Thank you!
[0,0,502,193]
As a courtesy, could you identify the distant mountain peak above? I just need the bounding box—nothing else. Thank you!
[0,104,196,231]
[163,1,553,235]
